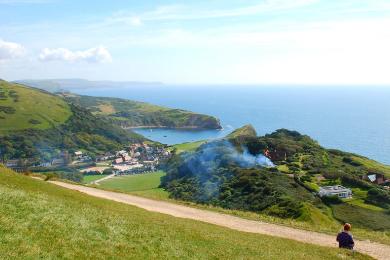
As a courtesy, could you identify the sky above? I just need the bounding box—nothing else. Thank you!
[0,0,390,85]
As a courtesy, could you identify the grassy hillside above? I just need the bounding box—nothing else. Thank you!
[162,127,390,240]
[226,124,257,139]
[0,80,72,133]
[63,94,222,129]
[0,166,369,259]
[172,140,206,153]
[97,171,169,200]
[0,80,145,163]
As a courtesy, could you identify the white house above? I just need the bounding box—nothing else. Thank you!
[319,185,352,198]
[74,151,83,156]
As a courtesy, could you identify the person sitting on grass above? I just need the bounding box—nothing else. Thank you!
[337,223,355,250]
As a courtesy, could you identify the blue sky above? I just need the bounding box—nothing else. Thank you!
[1,0,390,85]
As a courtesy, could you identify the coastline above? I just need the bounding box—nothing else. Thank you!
[122,125,224,130]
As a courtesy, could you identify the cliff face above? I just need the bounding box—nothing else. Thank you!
[181,114,222,129]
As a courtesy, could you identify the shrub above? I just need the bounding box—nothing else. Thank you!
[103,168,113,175]
[321,195,343,205]
[44,172,58,181]
[365,188,390,208]
[0,106,16,114]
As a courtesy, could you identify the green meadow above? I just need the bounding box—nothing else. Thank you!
[97,171,169,200]
[172,140,206,153]
[82,174,109,184]
[0,81,72,133]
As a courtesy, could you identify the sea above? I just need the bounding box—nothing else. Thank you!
[75,85,390,165]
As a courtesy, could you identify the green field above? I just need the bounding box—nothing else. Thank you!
[0,81,72,133]
[83,174,109,184]
[332,203,390,231]
[1,166,370,259]
[98,171,169,200]
[172,140,206,153]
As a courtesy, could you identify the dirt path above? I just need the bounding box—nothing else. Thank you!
[50,181,390,260]
[92,173,115,185]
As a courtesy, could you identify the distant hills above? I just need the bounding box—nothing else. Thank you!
[14,79,163,93]
[0,80,145,163]
[63,94,222,129]
[0,79,221,165]
[14,79,222,130]
[0,80,72,132]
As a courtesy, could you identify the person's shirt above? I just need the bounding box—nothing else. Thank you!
[336,231,354,249]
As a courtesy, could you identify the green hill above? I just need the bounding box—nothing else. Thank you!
[162,127,390,239]
[227,124,257,139]
[0,80,72,132]
[63,94,222,129]
[0,165,370,259]
[0,80,144,163]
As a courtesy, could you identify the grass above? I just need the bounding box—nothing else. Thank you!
[345,188,385,212]
[0,166,371,259]
[173,140,206,153]
[332,203,390,231]
[82,174,109,184]
[277,164,290,173]
[226,124,257,138]
[0,81,72,133]
[95,170,390,246]
[97,171,169,200]
[351,155,390,178]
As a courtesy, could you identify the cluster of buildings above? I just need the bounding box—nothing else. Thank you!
[111,143,171,175]
[3,142,171,176]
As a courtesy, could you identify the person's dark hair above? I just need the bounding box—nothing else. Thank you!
[344,223,351,231]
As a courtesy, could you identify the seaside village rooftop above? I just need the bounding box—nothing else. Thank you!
[3,142,171,176]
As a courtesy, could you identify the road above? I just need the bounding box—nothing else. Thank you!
[50,181,390,260]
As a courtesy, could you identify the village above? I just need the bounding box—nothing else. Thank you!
[3,142,172,177]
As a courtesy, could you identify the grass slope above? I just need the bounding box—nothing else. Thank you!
[0,80,145,161]
[0,166,370,259]
[0,80,72,133]
[162,128,390,244]
[172,140,206,153]
[227,124,257,139]
[98,171,169,200]
[83,174,109,184]
[64,94,222,129]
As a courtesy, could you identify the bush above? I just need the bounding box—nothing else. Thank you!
[103,168,113,175]
[342,157,363,166]
[44,172,58,181]
[321,195,343,205]
[365,188,390,208]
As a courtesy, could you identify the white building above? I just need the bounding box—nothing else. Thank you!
[319,185,352,198]
[74,151,83,156]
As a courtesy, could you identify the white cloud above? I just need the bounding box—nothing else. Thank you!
[0,39,25,60]
[39,46,112,63]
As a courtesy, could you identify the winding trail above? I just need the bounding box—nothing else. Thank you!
[50,181,390,260]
